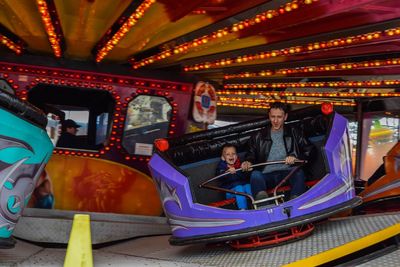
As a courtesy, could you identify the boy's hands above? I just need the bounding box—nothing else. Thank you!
[226,166,236,174]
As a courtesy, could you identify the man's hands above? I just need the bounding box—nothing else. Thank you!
[285,155,297,165]
[241,157,297,172]
[241,161,253,171]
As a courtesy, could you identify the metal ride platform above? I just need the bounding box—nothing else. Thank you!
[1,212,399,266]
[12,208,171,244]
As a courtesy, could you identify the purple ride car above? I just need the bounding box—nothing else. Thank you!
[149,112,362,246]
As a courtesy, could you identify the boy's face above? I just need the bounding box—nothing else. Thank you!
[222,147,237,165]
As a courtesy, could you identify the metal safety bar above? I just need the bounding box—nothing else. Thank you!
[199,159,306,209]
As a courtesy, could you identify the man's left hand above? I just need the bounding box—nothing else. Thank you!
[285,155,296,165]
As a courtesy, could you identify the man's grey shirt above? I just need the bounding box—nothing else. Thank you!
[263,129,291,173]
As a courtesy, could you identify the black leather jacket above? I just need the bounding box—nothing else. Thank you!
[244,124,315,164]
[56,132,82,149]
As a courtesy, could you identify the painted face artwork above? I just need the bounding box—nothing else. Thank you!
[269,108,288,131]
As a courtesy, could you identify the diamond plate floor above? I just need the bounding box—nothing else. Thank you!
[357,248,400,267]
[1,212,399,267]
[101,212,400,267]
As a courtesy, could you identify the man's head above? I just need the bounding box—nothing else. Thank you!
[61,119,81,135]
[268,102,288,131]
[221,144,238,165]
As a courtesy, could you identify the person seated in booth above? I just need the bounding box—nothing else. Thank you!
[216,144,252,210]
[241,102,315,201]
[27,170,54,209]
[56,119,83,149]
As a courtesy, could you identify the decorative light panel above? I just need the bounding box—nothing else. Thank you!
[0,63,186,162]
[224,80,400,89]
[130,0,319,69]
[0,34,23,54]
[95,0,156,62]
[218,90,400,98]
[184,27,400,71]
[36,0,65,58]
[224,58,400,79]
[218,96,356,107]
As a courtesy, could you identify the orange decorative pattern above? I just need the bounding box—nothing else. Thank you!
[46,154,162,215]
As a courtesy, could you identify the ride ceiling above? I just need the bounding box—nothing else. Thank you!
[1,0,400,112]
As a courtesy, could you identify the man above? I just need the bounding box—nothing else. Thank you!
[56,119,82,148]
[241,102,315,200]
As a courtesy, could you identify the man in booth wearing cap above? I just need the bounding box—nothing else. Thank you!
[56,119,83,149]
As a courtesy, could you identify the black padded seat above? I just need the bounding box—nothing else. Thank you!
[0,91,47,129]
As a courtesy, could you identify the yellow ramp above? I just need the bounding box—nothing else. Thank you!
[64,214,93,267]
[284,223,400,267]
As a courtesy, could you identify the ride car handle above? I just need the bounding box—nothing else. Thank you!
[200,159,307,187]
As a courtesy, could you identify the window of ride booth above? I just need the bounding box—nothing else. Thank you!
[360,113,400,180]
[349,113,400,181]
[122,95,172,156]
[27,85,115,150]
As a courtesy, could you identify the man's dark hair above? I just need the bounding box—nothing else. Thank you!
[269,102,289,114]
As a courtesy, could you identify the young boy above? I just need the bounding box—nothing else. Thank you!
[216,144,252,209]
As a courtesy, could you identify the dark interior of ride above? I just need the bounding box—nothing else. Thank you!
[27,84,115,150]
[164,108,332,208]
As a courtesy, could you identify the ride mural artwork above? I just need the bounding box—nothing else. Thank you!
[0,91,54,247]
[0,136,48,238]
[45,155,162,215]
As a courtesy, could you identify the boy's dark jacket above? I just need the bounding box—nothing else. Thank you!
[216,158,249,189]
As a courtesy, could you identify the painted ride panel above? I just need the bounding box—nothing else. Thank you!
[358,141,400,210]
[349,97,400,214]
[149,112,361,245]
[0,62,193,216]
[0,91,54,247]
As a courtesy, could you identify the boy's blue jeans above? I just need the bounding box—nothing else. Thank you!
[226,184,252,210]
[250,169,306,198]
